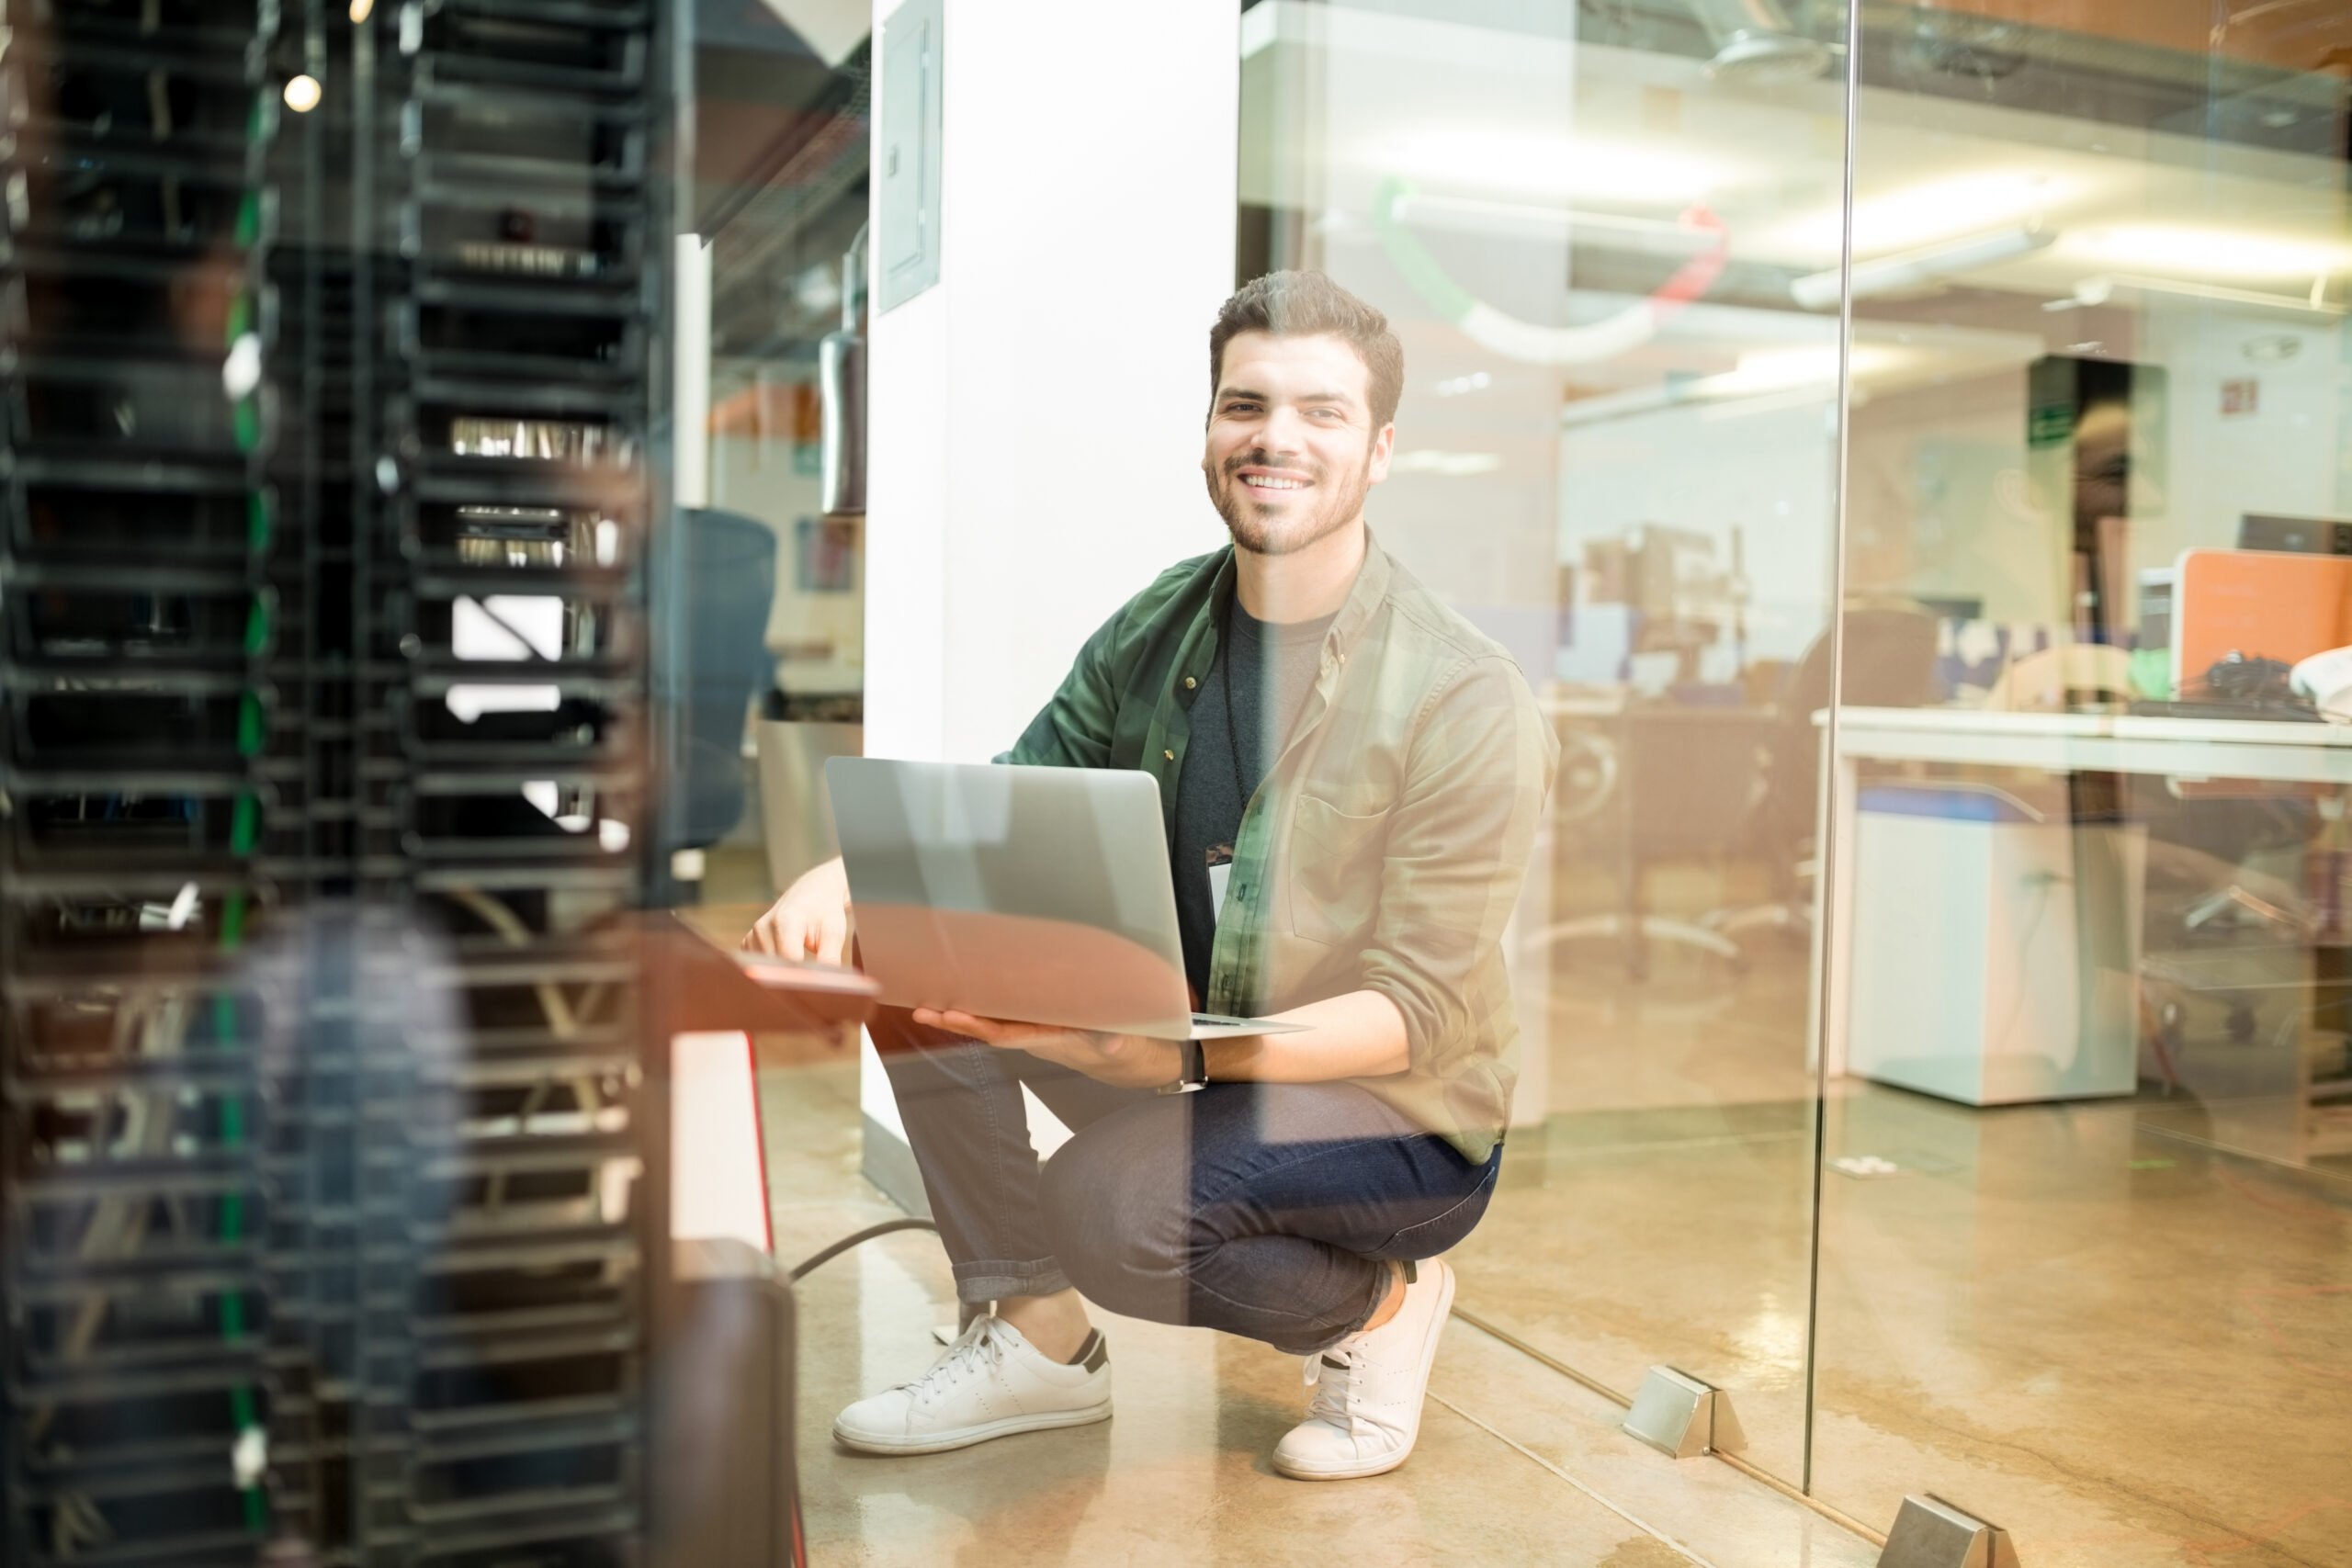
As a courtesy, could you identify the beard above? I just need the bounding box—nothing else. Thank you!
[1205,446,1373,558]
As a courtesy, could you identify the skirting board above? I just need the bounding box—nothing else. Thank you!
[861,1111,933,1219]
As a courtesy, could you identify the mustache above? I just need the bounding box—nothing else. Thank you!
[1222,452,1317,479]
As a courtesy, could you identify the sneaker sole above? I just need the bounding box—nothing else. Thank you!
[833,1400,1113,1456]
[1271,1261,1457,1483]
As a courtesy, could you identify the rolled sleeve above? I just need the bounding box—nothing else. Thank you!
[1357,656,1556,1076]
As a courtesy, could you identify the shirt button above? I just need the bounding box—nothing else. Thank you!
[1163,748,1175,761]
[1184,676,1197,690]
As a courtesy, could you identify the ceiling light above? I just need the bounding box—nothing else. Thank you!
[1382,130,1724,208]
[1713,345,1849,395]
[1433,371,1492,398]
[1386,192,1714,258]
[1790,223,2054,310]
[1776,171,2059,263]
[349,0,374,19]
[283,74,322,113]
[2096,272,2346,319]
[1390,450,1503,477]
[2065,225,2351,281]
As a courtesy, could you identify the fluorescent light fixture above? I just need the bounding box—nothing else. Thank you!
[1713,345,1848,395]
[2065,225,2352,282]
[1387,192,1714,258]
[1391,449,1503,477]
[1777,171,2059,263]
[1560,344,1904,427]
[1790,222,2054,309]
[2092,271,2347,319]
[1383,130,1724,208]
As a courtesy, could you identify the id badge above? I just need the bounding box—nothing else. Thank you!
[1206,843,1235,926]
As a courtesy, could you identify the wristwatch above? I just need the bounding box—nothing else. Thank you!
[1155,1037,1207,1095]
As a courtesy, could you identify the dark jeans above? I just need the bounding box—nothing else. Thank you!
[869,1008,1502,1356]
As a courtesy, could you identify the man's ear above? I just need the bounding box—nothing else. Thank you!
[1365,422,1396,485]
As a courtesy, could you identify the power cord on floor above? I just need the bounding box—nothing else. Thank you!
[788,1218,939,1283]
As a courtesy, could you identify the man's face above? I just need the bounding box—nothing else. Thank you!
[1203,331,1394,558]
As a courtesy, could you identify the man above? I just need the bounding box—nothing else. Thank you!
[746,271,1555,1480]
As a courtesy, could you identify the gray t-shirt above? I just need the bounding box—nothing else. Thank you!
[1171,598,1334,1003]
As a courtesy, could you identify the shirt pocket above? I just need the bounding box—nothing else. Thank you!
[1286,793,1391,947]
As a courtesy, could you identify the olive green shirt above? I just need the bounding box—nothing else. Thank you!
[999,533,1558,1163]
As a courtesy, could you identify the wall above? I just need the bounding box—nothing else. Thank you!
[858,0,1240,1167]
[1558,395,1840,666]
[863,0,1241,768]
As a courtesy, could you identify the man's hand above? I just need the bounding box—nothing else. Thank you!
[742,856,854,964]
[912,1008,1183,1090]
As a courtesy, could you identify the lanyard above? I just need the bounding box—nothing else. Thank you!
[1220,594,1253,812]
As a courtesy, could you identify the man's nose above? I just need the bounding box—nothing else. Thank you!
[1256,405,1307,454]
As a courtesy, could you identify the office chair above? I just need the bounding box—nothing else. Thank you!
[1707,607,1941,944]
[1526,705,1777,978]
[653,508,781,901]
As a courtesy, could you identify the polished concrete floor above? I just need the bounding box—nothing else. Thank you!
[722,836,2352,1565]
[1473,935,2352,1568]
[757,1053,1875,1567]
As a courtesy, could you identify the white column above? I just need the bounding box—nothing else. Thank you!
[858,0,1240,1183]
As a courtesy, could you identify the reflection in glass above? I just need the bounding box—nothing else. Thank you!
[1242,0,1846,1483]
[1816,3,2352,1560]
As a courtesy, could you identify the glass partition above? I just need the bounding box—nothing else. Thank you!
[1241,0,1849,1483]
[1243,0,2352,1550]
[1815,2,2352,1557]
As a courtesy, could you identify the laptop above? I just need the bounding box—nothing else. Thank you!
[826,757,1305,1041]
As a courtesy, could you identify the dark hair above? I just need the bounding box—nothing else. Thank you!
[1208,271,1405,430]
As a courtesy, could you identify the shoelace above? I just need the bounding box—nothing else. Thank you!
[902,1318,1006,1408]
[1301,1348,1362,1434]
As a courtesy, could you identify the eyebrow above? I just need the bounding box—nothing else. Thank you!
[1216,387,1361,410]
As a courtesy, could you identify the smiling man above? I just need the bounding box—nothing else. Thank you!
[747,270,1555,1480]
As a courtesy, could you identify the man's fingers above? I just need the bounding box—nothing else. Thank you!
[813,910,846,964]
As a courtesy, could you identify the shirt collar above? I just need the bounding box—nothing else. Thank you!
[1205,525,1392,658]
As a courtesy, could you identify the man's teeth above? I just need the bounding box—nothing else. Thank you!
[1245,475,1306,490]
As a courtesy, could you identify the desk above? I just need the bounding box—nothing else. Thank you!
[1814,708,2352,1079]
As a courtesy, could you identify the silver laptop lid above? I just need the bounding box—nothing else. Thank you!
[826,758,1194,1038]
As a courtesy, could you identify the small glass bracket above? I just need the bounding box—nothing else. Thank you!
[1878,1495,2023,1568]
[1621,1365,1747,1460]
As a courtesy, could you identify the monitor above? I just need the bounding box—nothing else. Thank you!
[2239,513,2352,557]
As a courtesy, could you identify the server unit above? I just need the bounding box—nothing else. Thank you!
[0,3,785,1563]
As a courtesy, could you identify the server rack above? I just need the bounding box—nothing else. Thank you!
[2,1,687,1562]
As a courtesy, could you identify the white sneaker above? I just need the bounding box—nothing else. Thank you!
[1272,1259,1455,1481]
[832,1314,1112,1455]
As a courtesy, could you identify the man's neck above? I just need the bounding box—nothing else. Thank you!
[1234,518,1366,625]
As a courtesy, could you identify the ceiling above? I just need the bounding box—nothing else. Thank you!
[1240,0,2348,400]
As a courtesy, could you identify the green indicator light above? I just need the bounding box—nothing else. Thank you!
[237,693,266,757]
[230,794,259,855]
